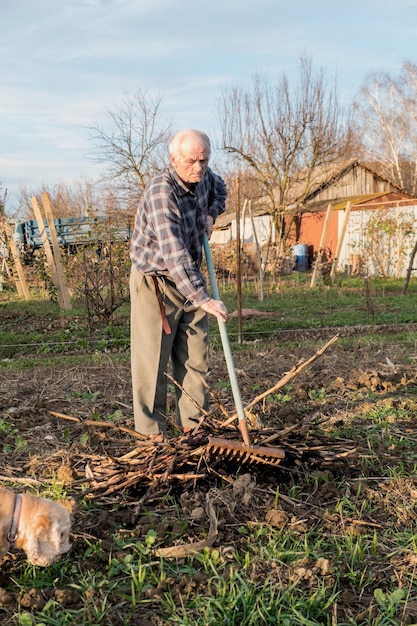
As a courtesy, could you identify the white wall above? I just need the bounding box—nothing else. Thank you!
[338,204,417,277]
[231,215,274,245]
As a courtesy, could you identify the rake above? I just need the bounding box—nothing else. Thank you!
[203,234,285,467]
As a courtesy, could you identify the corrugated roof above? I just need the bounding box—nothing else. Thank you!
[302,192,417,213]
[287,160,414,204]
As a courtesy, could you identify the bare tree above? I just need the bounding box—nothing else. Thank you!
[354,61,417,195]
[17,179,117,221]
[87,89,174,207]
[219,56,355,253]
[0,184,6,216]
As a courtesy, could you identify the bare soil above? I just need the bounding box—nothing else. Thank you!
[1,326,417,624]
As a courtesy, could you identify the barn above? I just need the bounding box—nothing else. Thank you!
[212,160,417,277]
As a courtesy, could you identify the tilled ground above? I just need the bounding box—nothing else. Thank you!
[1,330,417,623]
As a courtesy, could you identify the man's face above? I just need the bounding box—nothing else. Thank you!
[170,137,210,185]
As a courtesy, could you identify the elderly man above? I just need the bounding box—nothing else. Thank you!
[129,129,228,440]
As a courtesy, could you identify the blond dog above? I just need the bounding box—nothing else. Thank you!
[0,487,72,566]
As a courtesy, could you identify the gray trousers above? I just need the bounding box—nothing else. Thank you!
[130,265,209,435]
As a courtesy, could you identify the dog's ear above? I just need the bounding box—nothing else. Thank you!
[37,512,71,557]
[22,514,50,566]
[34,513,50,534]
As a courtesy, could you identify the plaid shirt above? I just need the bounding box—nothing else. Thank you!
[130,164,227,306]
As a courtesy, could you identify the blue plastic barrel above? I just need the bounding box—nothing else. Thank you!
[293,244,309,271]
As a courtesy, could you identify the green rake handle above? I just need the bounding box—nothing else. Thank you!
[203,233,250,445]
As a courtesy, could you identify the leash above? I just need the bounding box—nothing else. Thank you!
[7,493,22,543]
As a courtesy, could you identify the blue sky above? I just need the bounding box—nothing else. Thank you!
[1,0,417,212]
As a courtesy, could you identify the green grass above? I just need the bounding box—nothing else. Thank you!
[8,471,417,626]
[3,277,417,624]
[2,275,417,361]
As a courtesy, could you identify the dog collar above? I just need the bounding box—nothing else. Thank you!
[7,493,22,544]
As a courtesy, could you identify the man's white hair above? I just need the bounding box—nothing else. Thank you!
[169,129,211,159]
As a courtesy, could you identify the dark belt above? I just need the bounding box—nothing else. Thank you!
[152,276,172,335]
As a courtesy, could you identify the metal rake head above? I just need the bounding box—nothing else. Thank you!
[207,437,285,467]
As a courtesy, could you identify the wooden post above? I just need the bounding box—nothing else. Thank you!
[0,220,30,299]
[41,193,72,310]
[310,203,332,288]
[330,201,352,279]
[31,196,65,308]
[249,200,264,301]
[402,238,417,294]
[235,178,242,344]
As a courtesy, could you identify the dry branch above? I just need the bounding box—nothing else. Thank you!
[221,333,340,427]
[154,498,218,558]
[49,410,145,440]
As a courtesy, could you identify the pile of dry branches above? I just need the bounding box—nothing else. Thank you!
[47,335,355,509]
